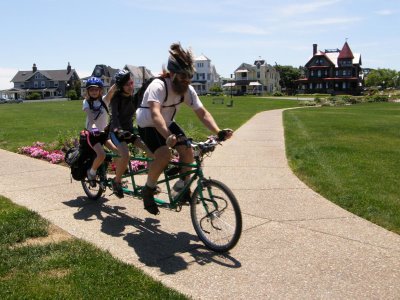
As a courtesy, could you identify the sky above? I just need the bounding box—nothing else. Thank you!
[0,0,399,90]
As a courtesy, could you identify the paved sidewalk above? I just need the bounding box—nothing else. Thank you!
[1,109,399,299]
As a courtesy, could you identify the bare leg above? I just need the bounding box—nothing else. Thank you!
[115,142,129,183]
[91,143,106,171]
[146,145,170,186]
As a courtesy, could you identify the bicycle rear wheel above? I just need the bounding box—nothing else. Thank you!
[81,169,106,200]
[190,179,242,252]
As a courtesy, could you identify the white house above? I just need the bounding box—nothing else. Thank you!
[191,54,220,95]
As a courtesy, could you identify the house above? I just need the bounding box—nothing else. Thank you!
[296,42,363,95]
[10,63,80,99]
[80,64,119,96]
[81,64,154,96]
[123,65,154,92]
[191,54,220,95]
[227,59,281,95]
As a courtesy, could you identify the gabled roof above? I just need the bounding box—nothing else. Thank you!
[124,65,154,80]
[195,54,210,61]
[92,64,119,78]
[305,42,361,68]
[235,63,255,72]
[338,42,354,59]
[11,69,79,82]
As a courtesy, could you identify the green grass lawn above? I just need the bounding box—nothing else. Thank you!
[284,102,400,234]
[0,96,300,297]
[0,196,187,299]
[0,97,300,152]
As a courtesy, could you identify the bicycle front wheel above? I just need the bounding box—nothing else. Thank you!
[190,179,242,252]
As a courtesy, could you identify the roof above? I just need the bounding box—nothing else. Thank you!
[338,42,354,59]
[124,65,154,80]
[195,54,210,61]
[92,65,119,78]
[11,69,79,82]
[306,49,361,67]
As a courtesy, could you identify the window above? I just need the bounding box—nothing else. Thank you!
[20,83,25,88]
[257,72,260,79]
[35,73,41,79]
[41,81,46,88]
[197,62,204,68]
[34,81,38,88]
[317,70,321,77]
[54,81,59,87]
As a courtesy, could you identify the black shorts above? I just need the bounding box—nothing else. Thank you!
[87,131,108,146]
[138,122,186,153]
[109,130,139,146]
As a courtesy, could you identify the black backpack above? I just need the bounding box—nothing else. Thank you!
[64,130,96,181]
[134,77,184,118]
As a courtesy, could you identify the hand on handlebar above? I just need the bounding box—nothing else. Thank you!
[115,129,132,140]
[217,128,233,141]
[166,134,177,148]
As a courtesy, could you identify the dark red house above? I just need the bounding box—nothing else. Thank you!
[296,42,363,95]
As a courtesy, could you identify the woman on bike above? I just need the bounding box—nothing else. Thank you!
[83,77,118,187]
[109,70,154,198]
[136,42,232,215]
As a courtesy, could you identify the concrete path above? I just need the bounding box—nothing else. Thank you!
[0,109,399,299]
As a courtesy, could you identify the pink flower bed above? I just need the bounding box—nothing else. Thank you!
[19,142,64,164]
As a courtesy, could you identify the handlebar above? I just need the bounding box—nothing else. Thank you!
[183,135,221,156]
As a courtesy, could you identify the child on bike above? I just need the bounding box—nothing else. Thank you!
[109,70,154,198]
[83,77,118,186]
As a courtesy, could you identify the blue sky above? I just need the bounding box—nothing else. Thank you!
[0,0,399,89]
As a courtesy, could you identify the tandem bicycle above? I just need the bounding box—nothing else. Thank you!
[80,135,242,253]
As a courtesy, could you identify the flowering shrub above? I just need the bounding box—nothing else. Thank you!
[19,142,64,164]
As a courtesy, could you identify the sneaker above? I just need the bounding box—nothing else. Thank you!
[87,169,96,187]
[112,179,124,198]
[142,185,159,215]
[179,188,192,204]
[172,180,191,204]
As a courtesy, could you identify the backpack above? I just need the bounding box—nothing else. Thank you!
[64,130,96,181]
[134,77,184,118]
[88,98,109,121]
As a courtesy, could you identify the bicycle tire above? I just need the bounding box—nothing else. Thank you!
[81,169,106,200]
[190,179,242,252]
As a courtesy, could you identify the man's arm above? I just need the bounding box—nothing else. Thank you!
[149,101,171,139]
[194,107,233,140]
[194,106,220,134]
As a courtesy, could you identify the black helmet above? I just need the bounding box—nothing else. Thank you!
[167,42,195,77]
[86,77,103,88]
[115,70,131,88]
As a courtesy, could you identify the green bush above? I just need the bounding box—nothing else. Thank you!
[300,101,317,106]
[273,91,283,96]
[341,95,351,103]
[27,92,41,100]
[67,90,78,100]
[334,99,346,106]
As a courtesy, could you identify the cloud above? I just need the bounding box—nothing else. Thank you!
[0,67,17,90]
[279,0,342,16]
[217,24,270,35]
[375,9,395,16]
[292,17,363,27]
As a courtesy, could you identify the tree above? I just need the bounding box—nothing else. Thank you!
[365,68,399,88]
[274,65,302,95]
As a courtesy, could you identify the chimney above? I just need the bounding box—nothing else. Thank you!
[32,63,37,72]
[67,62,71,74]
[313,44,317,55]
